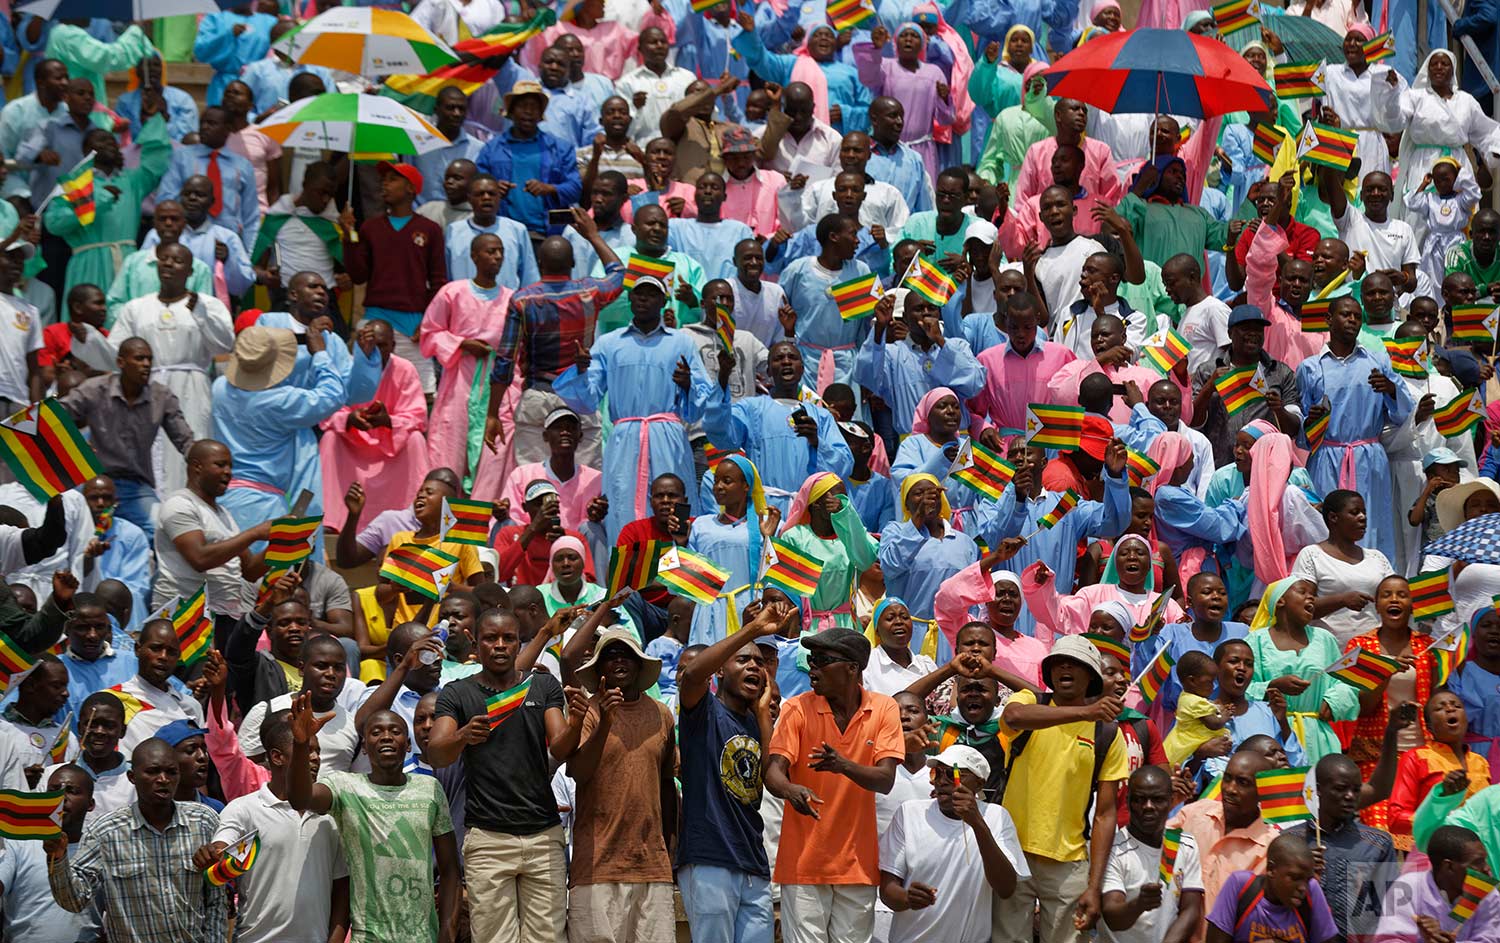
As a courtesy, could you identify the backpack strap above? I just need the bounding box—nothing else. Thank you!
[997,693,1049,802]
[1082,720,1119,841]
[1233,875,1268,936]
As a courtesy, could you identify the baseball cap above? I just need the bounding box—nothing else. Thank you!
[632,275,669,295]
[376,160,422,194]
[1422,447,1464,470]
[524,479,560,502]
[544,407,580,429]
[157,719,210,748]
[1078,414,1113,460]
[800,626,872,670]
[927,744,992,781]
[1227,304,1270,328]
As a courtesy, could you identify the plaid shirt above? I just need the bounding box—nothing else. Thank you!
[1287,818,1397,939]
[491,262,626,389]
[48,801,228,943]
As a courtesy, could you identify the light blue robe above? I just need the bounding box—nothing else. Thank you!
[869,140,934,215]
[701,392,853,515]
[877,520,980,659]
[1199,700,1307,786]
[668,218,757,281]
[239,59,336,114]
[1295,345,1414,563]
[854,335,986,437]
[666,4,748,122]
[1153,482,1247,560]
[407,131,485,206]
[114,86,200,141]
[731,29,871,133]
[848,473,898,534]
[444,216,540,289]
[686,514,759,646]
[1130,620,1251,715]
[989,473,1132,637]
[537,82,603,148]
[766,225,890,281]
[961,310,1007,354]
[193,12,277,105]
[256,311,383,407]
[554,321,717,539]
[779,255,873,386]
[94,517,151,631]
[889,433,1005,542]
[211,348,347,556]
[59,647,137,723]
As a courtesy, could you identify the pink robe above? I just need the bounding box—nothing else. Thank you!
[853,46,953,182]
[497,460,604,530]
[1247,221,1326,370]
[934,561,1049,689]
[1046,359,1193,426]
[523,13,676,81]
[622,179,698,222]
[419,280,513,474]
[724,169,787,238]
[996,190,1110,261]
[1020,560,1186,647]
[1013,136,1122,210]
[319,356,429,533]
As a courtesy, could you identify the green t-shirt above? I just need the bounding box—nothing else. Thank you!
[323,771,455,943]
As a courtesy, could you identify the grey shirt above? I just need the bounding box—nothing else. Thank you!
[59,374,194,486]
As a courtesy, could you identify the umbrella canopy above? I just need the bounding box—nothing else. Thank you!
[1423,513,1500,565]
[276,7,458,77]
[19,0,228,16]
[1042,27,1275,118]
[250,93,450,155]
[1255,12,1345,65]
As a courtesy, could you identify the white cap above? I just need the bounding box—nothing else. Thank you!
[926,744,991,781]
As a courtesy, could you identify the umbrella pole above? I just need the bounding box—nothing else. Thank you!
[344,121,359,245]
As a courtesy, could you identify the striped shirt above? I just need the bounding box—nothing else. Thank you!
[48,801,229,943]
[491,262,626,388]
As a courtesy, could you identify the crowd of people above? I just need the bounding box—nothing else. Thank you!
[0,0,1494,942]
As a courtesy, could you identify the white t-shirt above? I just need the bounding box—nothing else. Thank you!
[118,675,206,754]
[1333,209,1419,276]
[215,784,350,943]
[863,646,939,700]
[1179,296,1232,375]
[0,293,42,405]
[879,798,1031,943]
[1036,236,1106,329]
[1100,827,1204,943]
[154,488,249,618]
[239,693,360,773]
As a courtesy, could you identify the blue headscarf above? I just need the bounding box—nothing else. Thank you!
[720,453,767,587]
[1135,154,1188,203]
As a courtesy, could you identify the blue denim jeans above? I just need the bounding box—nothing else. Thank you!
[112,477,159,548]
[677,864,772,943]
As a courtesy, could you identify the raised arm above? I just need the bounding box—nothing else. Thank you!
[286,692,335,815]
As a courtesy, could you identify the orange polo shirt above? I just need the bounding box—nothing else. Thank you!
[769,687,905,886]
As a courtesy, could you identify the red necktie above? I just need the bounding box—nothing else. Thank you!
[207,150,223,217]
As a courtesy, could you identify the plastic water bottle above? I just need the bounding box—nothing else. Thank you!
[420,620,449,666]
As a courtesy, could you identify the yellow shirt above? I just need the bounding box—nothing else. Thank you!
[356,585,391,683]
[384,530,482,626]
[274,658,303,694]
[999,689,1130,862]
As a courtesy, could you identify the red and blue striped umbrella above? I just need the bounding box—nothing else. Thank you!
[1042,28,1274,119]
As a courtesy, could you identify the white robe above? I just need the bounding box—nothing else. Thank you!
[1383,371,1477,576]
[1321,62,1406,182]
[109,293,235,493]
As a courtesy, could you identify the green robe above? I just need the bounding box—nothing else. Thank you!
[898,211,982,262]
[778,495,876,631]
[44,114,170,299]
[592,248,706,336]
[1117,260,1176,338]
[975,94,1053,189]
[1117,192,1230,270]
[1245,626,1360,765]
[45,24,156,103]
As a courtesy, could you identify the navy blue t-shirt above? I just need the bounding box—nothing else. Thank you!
[676,692,770,877]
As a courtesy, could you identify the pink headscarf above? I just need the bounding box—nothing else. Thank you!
[1145,431,1193,496]
[779,472,843,535]
[914,1,975,139]
[793,27,833,125]
[1247,432,1296,585]
[544,535,596,582]
[1018,59,1049,108]
[911,387,959,435]
[1349,23,1376,41]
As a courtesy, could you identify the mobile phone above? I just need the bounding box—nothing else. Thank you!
[1111,383,1127,395]
[672,501,692,536]
[548,208,574,227]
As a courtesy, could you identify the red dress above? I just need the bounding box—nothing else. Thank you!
[1343,630,1436,833]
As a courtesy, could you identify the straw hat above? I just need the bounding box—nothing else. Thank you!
[224,326,298,392]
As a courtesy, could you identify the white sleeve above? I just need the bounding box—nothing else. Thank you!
[0,527,25,575]
[1101,842,1129,895]
[1282,488,1330,558]
[879,801,909,881]
[988,805,1030,880]
[1176,835,1204,892]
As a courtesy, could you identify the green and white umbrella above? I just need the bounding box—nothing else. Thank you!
[250,93,450,155]
[275,7,458,77]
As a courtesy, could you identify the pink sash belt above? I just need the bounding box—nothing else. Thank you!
[1325,438,1379,490]
[800,340,856,394]
[621,413,682,518]
[227,479,284,496]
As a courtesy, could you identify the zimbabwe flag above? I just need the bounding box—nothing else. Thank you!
[761,538,823,598]
[1213,364,1265,417]
[1384,337,1427,379]
[1449,868,1498,924]
[485,677,531,728]
[1299,298,1331,332]
[381,10,556,112]
[1409,568,1455,621]
[1324,648,1403,693]
[1256,767,1313,824]
[205,832,260,886]
[58,153,95,226]
[1296,121,1357,172]
[623,253,675,290]
[1158,827,1183,886]
[1363,32,1394,63]
[1038,489,1080,529]
[1133,647,1176,704]
[711,302,735,354]
[1025,403,1084,450]
[829,272,882,320]
[950,440,1015,500]
[1433,389,1484,438]
[1273,61,1325,99]
[1124,447,1160,486]
[826,0,875,30]
[379,544,460,600]
[1084,633,1129,666]
[0,630,35,694]
[1450,304,1498,345]
[1430,623,1468,686]
[1250,122,1287,165]
[902,254,958,307]
[606,540,665,596]
[173,585,214,668]
[1141,328,1190,376]
[0,399,103,503]
[0,789,63,839]
[1212,0,1259,34]
[1304,410,1329,451]
[657,547,729,604]
[440,497,493,546]
[265,515,321,567]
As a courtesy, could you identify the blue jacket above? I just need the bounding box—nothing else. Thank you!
[1456,0,1500,101]
[475,128,583,235]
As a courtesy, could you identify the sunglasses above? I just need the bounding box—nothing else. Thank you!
[807,652,853,669]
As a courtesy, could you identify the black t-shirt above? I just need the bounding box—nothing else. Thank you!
[676,692,769,877]
[434,671,564,835]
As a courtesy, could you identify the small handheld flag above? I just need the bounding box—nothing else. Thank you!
[1304,410,1329,452]
[439,497,494,546]
[1141,329,1191,376]
[1025,403,1085,450]
[826,0,875,31]
[1158,827,1183,886]
[1323,648,1403,692]
[1200,775,1223,801]
[623,253,675,290]
[1250,122,1288,165]
[761,538,824,598]
[0,399,104,503]
[379,544,461,600]
[0,630,37,696]
[0,789,63,839]
[1450,304,1499,345]
[1430,623,1470,687]
[1256,767,1313,823]
[1299,298,1331,333]
[57,153,96,226]
[172,585,214,668]
[657,547,730,604]
[1273,61,1326,99]
[1131,590,1173,644]
[1133,648,1176,704]
[93,504,113,540]
[606,540,665,596]
[1384,338,1428,379]
[689,0,723,11]
[1213,364,1267,417]
[1296,121,1357,172]
[1212,0,1260,34]
[264,515,321,567]
[1409,569,1456,621]
[1449,868,1498,924]
[1433,389,1485,439]
[1037,490,1080,530]
[711,302,735,354]
[902,254,959,307]
[949,439,1016,500]
[1124,446,1160,487]
[829,272,883,321]
[1363,32,1394,63]
[485,677,531,728]
[204,831,260,885]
